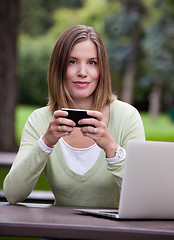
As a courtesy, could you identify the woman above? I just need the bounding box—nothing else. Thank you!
[3,25,145,208]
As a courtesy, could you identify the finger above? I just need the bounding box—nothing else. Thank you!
[87,110,102,121]
[56,117,76,127]
[56,124,74,133]
[81,126,98,135]
[57,125,61,132]
[53,110,76,127]
[53,109,68,119]
[78,117,98,127]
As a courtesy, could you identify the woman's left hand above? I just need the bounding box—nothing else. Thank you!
[78,110,118,158]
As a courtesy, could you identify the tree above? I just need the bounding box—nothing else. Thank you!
[49,0,117,41]
[18,35,54,106]
[19,0,83,37]
[104,0,146,104]
[0,0,19,151]
[142,0,174,121]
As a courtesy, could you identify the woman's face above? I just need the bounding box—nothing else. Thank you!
[65,40,100,107]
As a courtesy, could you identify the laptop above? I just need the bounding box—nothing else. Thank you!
[75,140,174,219]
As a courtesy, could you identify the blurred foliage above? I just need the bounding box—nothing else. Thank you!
[48,0,118,41]
[19,0,83,36]
[17,0,174,110]
[141,0,174,92]
[105,1,144,70]
[104,0,146,103]
[17,35,54,106]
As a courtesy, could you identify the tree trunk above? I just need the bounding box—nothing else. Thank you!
[121,38,137,105]
[121,1,145,105]
[148,83,162,122]
[121,54,136,105]
[0,0,19,151]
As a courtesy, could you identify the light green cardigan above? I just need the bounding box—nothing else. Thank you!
[3,100,145,207]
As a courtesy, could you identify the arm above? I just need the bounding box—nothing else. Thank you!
[3,107,76,204]
[3,110,50,204]
[107,106,145,187]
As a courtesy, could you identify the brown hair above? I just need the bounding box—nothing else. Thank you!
[48,25,115,112]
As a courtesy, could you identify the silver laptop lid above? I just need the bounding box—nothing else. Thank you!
[119,140,174,219]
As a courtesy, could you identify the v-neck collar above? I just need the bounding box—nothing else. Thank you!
[57,141,105,181]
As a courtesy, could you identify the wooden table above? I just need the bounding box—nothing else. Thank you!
[1,202,174,239]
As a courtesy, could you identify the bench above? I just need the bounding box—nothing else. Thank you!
[0,152,15,168]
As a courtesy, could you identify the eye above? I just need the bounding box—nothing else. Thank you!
[89,61,97,65]
[69,60,77,64]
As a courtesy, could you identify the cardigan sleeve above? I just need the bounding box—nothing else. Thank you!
[3,109,51,204]
[107,102,145,188]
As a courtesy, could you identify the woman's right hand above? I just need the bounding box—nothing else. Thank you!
[42,109,75,148]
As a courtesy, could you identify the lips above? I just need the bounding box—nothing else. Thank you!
[73,81,90,87]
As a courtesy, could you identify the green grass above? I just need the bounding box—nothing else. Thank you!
[15,105,39,144]
[141,112,174,142]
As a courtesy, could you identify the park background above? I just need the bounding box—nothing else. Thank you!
[1,0,174,153]
[0,1,174,239]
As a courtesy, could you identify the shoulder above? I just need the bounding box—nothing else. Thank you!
[29,106,53,121]
[111,99,139,115]
[110,99,143,128]
[26,106,53,131]
[109,99,145,144]
[23,106,53,137]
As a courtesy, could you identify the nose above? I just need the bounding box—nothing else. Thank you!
[78,63,87,78]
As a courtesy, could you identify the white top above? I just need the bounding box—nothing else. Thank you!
[38,136,125,172]
[59,137,102,175]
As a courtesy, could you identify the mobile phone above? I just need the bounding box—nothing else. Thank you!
[61,108,95,127]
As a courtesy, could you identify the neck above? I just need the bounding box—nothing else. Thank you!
[68,97,95,110]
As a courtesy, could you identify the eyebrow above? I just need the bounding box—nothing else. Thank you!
[69,56,98,60]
